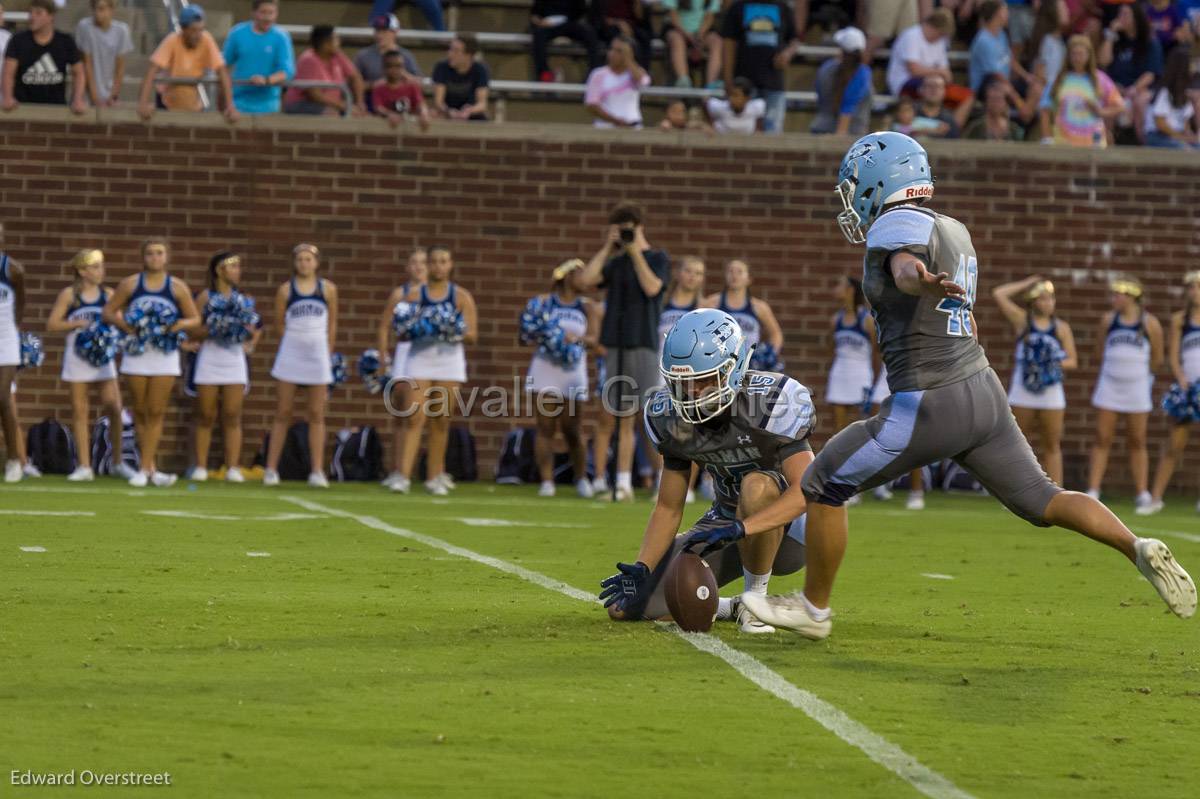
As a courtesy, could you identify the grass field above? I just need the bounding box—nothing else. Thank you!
[2,479,1198,798]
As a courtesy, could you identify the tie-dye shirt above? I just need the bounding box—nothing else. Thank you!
[1041,70,1121,147]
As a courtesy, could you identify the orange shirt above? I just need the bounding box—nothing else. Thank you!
[150,30,225,111]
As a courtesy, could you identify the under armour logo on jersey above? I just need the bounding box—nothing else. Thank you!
[737,435,752,445]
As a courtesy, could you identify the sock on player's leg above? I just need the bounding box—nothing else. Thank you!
[802,592,831,622]
[616,471,632,491]
[743,569,771,595]
[715,597,734,620]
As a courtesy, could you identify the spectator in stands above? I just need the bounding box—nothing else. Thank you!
[1144,45,1198,146]
[1,0,86,114]
[886,9,954,97]
[658,98,712,131]
[357,14,421,86]
[721,0,801,134]
[1100,2,1163,139]
[867,0,922,58]
[591,0,653,69]
[284,24,366,116]
[963,73,1025,138]
[223,0,295,115]
[1024,0,1068,86]
[530,0,602,82]
[371,49,430,130]
[705,76,765,132]
[1146,0,1190,52]
[0,5,10,68]
[432,34,490,121]
[138,6,236,121]
[74,0,133,107]
[971,1,1043,122]
[584,35,648,128]
[1006,0,1037,62]
[910,73,961,137]
[1039,34,1123,146]
[810,25,873,135]
[370,0,445,33]
[661,0,722,88]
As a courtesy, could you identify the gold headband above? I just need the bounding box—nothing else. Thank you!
[218,255,241,269]
[552,258,584,282]
[1185,270,1200,286]
[73,249,104,268]
[293,243,320,258]
[1026,280,1054,301]
[1110,279,1143,299]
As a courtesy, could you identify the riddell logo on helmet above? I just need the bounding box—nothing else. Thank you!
[905,186,933,199]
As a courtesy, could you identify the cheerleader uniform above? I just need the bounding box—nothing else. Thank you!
[525,294,588,401]
[826,308,874,405]
[120,273,181,377]
[1008,318,1067,411]
[195,291,250,387]
[271,279,333,386]
[405,284,467,383]
[62,288,117,382]
[1092,313,1153,413]
[390,282,415,380]
[869,365,890,407]
[657,299,696,356]
[0,255,21,367]
[1182,316,1200,387]
[718,292,762,348]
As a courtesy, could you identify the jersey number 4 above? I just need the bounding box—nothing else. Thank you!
[935,254,978,337]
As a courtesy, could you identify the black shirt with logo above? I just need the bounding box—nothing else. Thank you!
[432,59,490,111]
[720,0,795,92]
[4,29,80,104]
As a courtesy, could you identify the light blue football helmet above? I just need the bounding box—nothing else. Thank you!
[835,131,934,245]
[660,308,752,424]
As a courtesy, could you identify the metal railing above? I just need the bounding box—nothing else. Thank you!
[144,75,356,115]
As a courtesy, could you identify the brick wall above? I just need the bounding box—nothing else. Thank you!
[2,108,1197,495]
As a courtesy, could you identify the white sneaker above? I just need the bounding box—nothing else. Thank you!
[67,465,95,482]
[263,468,280,487]
[1135,498,1164,516]
[538,480,556,497]
[114,462,136,480]
[576,478,594,499]
[224,467,245,483]
[151,471,177,487]
[685,489,696,504]
[22,462,41,478]
[128,470,148,488]
[613,486,634,502]
[390,475,411,494]
[1086,488,1101,500]
[1135,538,1197,618]
[591,476,609,494]
[307,472,329,488]
[1196,498,1200,514]
[846,493,862,506]
[190,467,208,483]
[731,596,776,633]
[739,591,832,640]
[4,459,22,483]
[873,485,893,501]
[424,478,448,496]
[436,472,457,491]
[1135,491,1154,511]
[381,471,403,489]
[906,491,925,511]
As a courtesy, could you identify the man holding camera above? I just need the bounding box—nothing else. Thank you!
[580,202,669,501]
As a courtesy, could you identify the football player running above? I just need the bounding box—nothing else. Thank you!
[599,308,815,633]
[735,132,1195,639]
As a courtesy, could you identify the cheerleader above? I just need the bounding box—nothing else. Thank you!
[522,258,599,498]
[992,276,1078,487]
[103,238,200,487]
[377,247,427,489]
[393,245,477,496]
[264,243,338,488]
[658,256,705,353]
[1087,277,1163,509]
[826,276,876,434]
[46,249,124,481]
[1143,271,1200,515]
[0,243,25,483]
[191,252,262,483]
[701,259,783,357]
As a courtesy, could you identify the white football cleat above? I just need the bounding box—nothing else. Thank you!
[4,459,22,483]
[424,478,448,496]
[1135,499,1164,516]
[224,467,245,483]
[262,469,280,487]
[190,467,208,483]
[739,591,832,640]
[307,472,329,488]
[66,465,95,482]
[538,481,556,497]
[873,485,893,501]
[906,491,925,511]
[381,471,403,489]
[390,475,411,494]
[1135,538,1197,619]
[731,596,775,634]
[22,462,41,478]
[127,470,148,488]
[575,478,593,499]
[151,471,177,488]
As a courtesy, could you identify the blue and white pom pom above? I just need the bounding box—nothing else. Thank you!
[393,300,434,342]
[1021,335,1066,393]
[75,321,121,367]
[428,304,466,343]
[205,291,260,346]
[18,332,43,370]
[330,352,348,387]
[124,305,183,355]
[358,348,387,394]
[1162,381,1200,423]
[536,325,584,367]
[519,296,554,345]
[750,342,784,372]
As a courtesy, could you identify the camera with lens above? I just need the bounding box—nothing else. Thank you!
[618,228,635,244]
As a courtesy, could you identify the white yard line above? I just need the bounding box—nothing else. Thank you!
[0,509,95,516]
[141,510,324,522]
[1131,526,1200,544]
[921,573,956,580]
[281,495,975,799]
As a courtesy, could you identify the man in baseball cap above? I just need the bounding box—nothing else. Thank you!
[355,11,421,84]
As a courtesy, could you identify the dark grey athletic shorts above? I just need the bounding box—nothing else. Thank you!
[801,367,1062,526]
[640,505,807,620]
[602,346,662,416]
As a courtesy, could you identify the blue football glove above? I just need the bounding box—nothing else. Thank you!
[599,561,651,615]
[683,520,746,558]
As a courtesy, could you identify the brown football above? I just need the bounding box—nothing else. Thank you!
[663,552,719,632]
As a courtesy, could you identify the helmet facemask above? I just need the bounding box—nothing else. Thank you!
[835,177,866,245]
[663,356,739,424]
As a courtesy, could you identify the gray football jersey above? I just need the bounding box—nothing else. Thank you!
[864,206,989,392]
[644,371,815,515]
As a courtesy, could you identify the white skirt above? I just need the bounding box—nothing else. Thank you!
[0,330,18,367]
[1092,373,1153,414]
[120,347,181,377]
[526,353,588,401]
[195,340,248,386]
[406,340,466,383]
[826,358,873,405]
[62,331,118,383]
[271,331,331,386]
[391,341,412,379]
[1008,367,1066,411]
